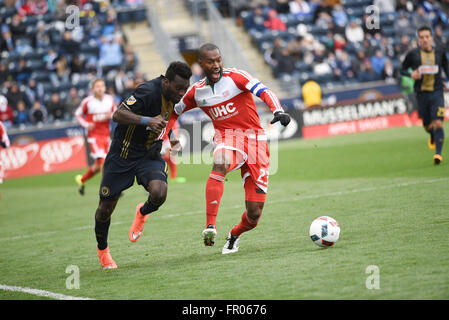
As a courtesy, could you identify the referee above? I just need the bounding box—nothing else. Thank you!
[401,26,449,165]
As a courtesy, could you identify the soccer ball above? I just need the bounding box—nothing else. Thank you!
[309,216,340,247]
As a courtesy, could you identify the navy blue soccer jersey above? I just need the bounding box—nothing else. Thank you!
[109,76,174,161]
[401,46,449,93]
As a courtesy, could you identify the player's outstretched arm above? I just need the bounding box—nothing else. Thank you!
[113,103,167,134]
[234,69,290,127]
[257,88,290,126]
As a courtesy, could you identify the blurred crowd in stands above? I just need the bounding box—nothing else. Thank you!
[3,0,449,129]
[223,0,449,88]
[0,0,146,129]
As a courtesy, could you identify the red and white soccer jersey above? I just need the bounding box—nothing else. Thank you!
[75,94,115,159]
[0,121,10,184]
[162,67,284,193]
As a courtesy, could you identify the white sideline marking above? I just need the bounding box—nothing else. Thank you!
[0,177,447,242]
[0,284,94,300]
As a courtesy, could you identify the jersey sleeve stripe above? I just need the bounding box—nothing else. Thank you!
[249,81,261,93]
[256,87,267,97]
[266,90,283,111]
[157,127,166,140]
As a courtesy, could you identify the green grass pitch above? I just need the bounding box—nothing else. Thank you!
[1,124,448,300]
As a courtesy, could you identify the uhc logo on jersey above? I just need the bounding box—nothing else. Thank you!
[208,103,238,120]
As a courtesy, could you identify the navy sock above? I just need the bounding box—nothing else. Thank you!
[434,128,444,155]
[430,130,435,144]
[95,217,111,251]
[140,195,160,216]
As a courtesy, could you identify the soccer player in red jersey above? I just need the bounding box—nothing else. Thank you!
[161,44,291,254]
[75,79,116,195]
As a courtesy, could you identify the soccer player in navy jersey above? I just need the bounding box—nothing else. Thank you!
[401,26,449,165]
[94,62,191,269]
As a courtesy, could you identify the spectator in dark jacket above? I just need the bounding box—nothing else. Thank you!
[47,92,67,121]
[274,48,296,77]
[358,60,382,82]
[59,31,80,56]
[6,82,29,110]
[0,63,11,85]
[313,0,333,24]
[29,100,48,125]
[15,58,32,84]
[9,14,26,42]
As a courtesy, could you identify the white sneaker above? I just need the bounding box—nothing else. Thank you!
[222,233,240,254]
[202,224,217,246]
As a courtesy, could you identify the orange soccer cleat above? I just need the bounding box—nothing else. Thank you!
[129,203,149,242]
[97,246,117,269]
[428,137,436,150]
[433,154,443,165]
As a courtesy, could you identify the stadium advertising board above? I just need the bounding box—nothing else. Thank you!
[0,136,87,179]
[300,93,449,139]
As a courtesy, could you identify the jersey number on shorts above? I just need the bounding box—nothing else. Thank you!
[257,169,269,185]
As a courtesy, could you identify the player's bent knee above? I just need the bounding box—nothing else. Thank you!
[148,182,167,205]
[151,190,166,206]
[95,200,116,222]
[212,162,229,175]
[433,120,444,129]
[246,203,263,222]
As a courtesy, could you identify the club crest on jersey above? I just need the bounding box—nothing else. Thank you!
[222,90,230,98]
[126,95,137,105]
[100,186,110,197]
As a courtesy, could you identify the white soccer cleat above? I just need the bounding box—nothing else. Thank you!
[222,233,240,254]
[202,224,217,246]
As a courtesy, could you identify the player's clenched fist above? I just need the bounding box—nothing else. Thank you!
[411,69,422,80]
[148,115,168,134]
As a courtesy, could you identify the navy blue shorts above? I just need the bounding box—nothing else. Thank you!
[99,152,168,201]
[416,90,445,127]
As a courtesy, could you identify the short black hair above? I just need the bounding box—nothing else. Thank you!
[165,61,192,81]
[417,25,432,35]
[198,43,220,60]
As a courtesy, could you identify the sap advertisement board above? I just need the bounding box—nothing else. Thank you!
[1,124,88,179]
